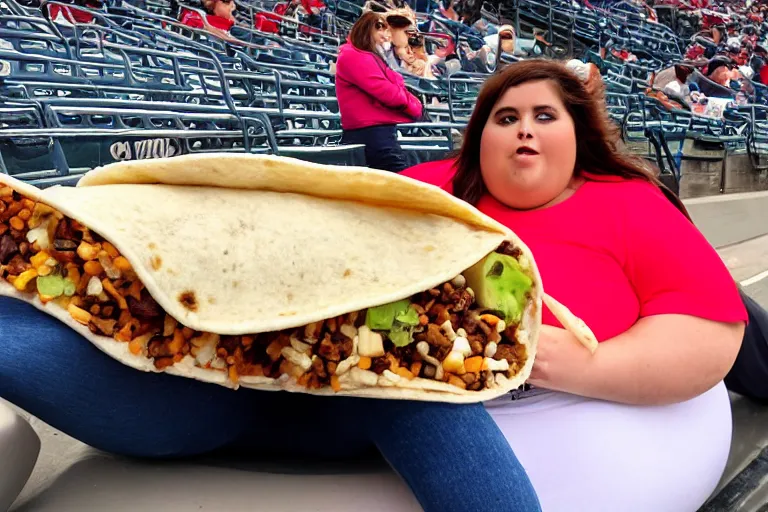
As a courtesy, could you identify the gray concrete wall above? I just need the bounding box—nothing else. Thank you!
[629,137,768,199]
[684,191,768,248]
[681,155,768,199]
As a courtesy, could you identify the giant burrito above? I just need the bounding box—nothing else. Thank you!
[0,154,596,403]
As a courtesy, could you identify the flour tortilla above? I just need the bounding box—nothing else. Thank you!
[0,154,590,402]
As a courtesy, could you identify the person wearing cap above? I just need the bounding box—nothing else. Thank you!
[484,24,515,62]
[395,35,435,79]
[384,7,417,71]
[335,11,423,172]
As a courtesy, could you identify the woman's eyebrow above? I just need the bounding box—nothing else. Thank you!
[492,106,518,116]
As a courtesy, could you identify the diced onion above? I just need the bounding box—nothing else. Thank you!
[483,357,509,372]
[452,337,472,357]
[281,346,312,372]
[357,325,384,358]
[86,276,103,296]
[26,225,50,250]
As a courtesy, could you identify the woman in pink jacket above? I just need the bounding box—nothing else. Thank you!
[335,12,423,172]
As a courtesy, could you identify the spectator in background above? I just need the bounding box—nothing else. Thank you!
[49,0,101,24]
[385,7,417,70]
[179,0,237,39]
[396,39,435,78]
[335,12,423,172]
[651,64,694,99]
[284,0,326,29]
[485,24,516,66]
[361,3,415,70]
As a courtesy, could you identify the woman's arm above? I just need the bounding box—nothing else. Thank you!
[529,315,744,405]
[337,54,423,119]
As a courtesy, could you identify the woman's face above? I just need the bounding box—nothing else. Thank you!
[479,80,577,210]
[213,0,236,19]
[372,19,391,47]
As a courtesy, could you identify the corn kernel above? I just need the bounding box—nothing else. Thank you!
[20,199,34,210]
[464,356,483,373]
[30,251,50,269]
[37,265,53,277]
[12,269,37,291]
[102,242,119,258]
[357,356,372,370]
[113,256,132,271]
[67,303,92,325]
[228,365,240,384]
[76,241,100,261]
[442,350,466,375]
[83,260,103,276]
[17,208,31,221]
[9,216,24,231]
[0,186,12,197]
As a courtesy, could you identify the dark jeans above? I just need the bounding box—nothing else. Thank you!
[0,296,541,512]
[342,125,407,173]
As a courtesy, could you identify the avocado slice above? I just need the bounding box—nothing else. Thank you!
[464,252,533,324]
[366,299,412,331]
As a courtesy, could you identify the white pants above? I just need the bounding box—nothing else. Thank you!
[486,382,732,512]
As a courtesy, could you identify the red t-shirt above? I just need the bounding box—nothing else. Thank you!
[179,10,235,31]
[402,160,747,342]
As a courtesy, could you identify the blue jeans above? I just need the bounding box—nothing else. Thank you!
[342,125,408,173]
[0,296,541,512]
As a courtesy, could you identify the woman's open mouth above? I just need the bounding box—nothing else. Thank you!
[514,147,539,160]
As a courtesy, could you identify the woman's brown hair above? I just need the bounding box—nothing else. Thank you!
[348,11,386,57]
[452,59,690,219]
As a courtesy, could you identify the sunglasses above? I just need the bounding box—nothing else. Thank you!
[408,33,424,47]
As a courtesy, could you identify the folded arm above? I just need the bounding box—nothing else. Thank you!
[530,315,743,405]
[339,56,423,119]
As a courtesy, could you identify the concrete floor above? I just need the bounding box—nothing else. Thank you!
[6,191,768,512]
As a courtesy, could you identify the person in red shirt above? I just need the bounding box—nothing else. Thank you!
[402,59,746,511]
[179,0,236,39]
[49,0,101,24]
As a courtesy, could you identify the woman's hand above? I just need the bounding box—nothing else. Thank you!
[529,316,744,405]
[528,325,595,394]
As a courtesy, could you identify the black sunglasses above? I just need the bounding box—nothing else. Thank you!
[408,34,424,47]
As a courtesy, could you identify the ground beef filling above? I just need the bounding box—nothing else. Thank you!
[0,188,529,392]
